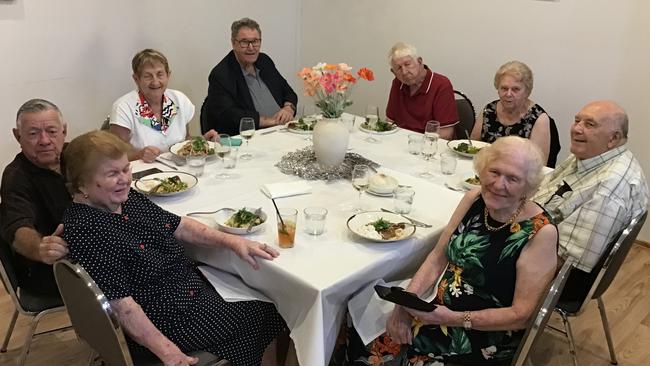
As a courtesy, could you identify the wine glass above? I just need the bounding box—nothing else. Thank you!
[364,105,380,143]
[215,133,232,179]
[351,164,371,212]
[239,117,255,160]
[300,104,317,142]
[420,120,440,178]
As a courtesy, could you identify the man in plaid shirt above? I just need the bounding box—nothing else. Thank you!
[533,101,648,281]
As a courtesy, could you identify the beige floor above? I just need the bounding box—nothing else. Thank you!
[1,244,649,366]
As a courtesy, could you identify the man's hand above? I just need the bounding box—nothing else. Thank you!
[274,106,294,124]
[203,129,219,141]
[39,224,68,265]
[140,146,161,163]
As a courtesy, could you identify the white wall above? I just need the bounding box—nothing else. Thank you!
[2,0,649,240]
[299,0,650,240]
[0,0,300,166]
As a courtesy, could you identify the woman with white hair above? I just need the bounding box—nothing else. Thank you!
[471,60,559,167]
[343,136,558,365]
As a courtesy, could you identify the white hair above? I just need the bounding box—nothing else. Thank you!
[387,42,419,65]
[16,98,64,129]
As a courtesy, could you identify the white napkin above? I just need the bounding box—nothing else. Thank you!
[198,266,272,303]
[261,181,312,199]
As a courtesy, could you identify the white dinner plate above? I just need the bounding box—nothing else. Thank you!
[447,139,490,158]
[347,211,416,242]
[460,174,481,191]
[365,189,394,197]
[214,207,267,235]
[359,122,399,135]
[134,171,198,196]
[286,120,314,135]
[169,140,217,160]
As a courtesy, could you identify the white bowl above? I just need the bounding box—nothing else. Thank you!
[461,174,481,191]
[368,173,399,194]
[215,207,267,235]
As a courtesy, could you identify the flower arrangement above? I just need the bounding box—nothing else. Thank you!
[298,63,374,118]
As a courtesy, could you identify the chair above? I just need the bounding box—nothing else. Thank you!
[0,235,71,366]
[547,117,561,168]
[453,90,476,139]
[510,259,574,366]
[200,99,210,135]
[100,115,111,131]
[550,211,648,366]
[53,259,230,366]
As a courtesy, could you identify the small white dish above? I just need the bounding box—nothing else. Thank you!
[460,174,481,191]
[368,173,399,194]
[447,139,490,158]
[346,211,416,243]
[134,171,198,196]
[214,207,267,235]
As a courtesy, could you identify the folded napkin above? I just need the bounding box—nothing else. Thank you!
[224,137,242,146]
[198,266,272,303]
[261,181,312,199]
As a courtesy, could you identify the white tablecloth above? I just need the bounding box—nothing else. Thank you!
[132,124,476,366]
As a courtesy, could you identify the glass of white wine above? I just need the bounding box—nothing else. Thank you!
[239,117,255,160]
[301,104,317,142]
[420,120,440,178]
[364,105,380,143]
[215,133,232,179]
[351,164,370,212]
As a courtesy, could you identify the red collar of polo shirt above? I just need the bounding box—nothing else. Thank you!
[399,66,434,96]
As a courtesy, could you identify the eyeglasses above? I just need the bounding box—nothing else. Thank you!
[235,38,261,48]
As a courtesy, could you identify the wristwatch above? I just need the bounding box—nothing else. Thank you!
[283,102,296,113]
[463,311,472,330]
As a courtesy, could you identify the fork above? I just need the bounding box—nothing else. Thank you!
[246,207,264,232]
[186,207,235,216]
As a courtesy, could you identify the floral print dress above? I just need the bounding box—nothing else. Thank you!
[480,100,547,144]
[343,197,553,366]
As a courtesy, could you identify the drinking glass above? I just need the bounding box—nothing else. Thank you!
[440,151,458,175]
[420,121,440,178]
[186,155,206,177]
[277,208,298,248]
[408,134,424,155]
[300,104,317,142]
[304,207,328,235]
[351,164,370,212]
[393,187,415,214]
[239,117,255,160]
[215,134,232,179]
[364,105,380,143]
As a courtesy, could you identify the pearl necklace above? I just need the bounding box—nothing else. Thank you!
[484,201,526,232]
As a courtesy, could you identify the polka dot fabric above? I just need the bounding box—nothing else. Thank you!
[62,189,286,366]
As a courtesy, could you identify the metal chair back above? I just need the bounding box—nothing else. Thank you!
[453,90,476,139]
[511,259,574,366]
[54,259,133,366]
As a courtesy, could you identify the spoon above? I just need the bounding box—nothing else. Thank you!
[186,207,235,216]
[444,182,465,192]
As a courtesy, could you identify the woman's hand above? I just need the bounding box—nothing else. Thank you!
[403,305,457,327]
[386,305,413,345]
[233,238,279,270]
[140,146,162,163]
[203,129,219,141]
[160,348,198,366]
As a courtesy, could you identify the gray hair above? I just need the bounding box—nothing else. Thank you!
[493,60,534,96]
[387,42,419,65]
[16,98,64,129]
[231,17,261,40]
[474,136,545,195]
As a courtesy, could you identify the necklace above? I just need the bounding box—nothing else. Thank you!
[484,200,526,232]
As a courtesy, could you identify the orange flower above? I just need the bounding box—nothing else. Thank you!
[510,222,521,233]
[358,67,375,81]
[324,63,338,70]
[343,73,357,83]
[436,278,448,302]
[532,214,550,232]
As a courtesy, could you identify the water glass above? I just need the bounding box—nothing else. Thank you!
[224,147,238,169]
[393,187,415,214]
[277,208,298,248]
[341,114,355,132]
[186,155,206,177]
[440,152,458,175]
[304,207,328,235]
[408,134,424,155]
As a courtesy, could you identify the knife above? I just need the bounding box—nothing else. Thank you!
[154,158,178,171]
[381,208,432,228]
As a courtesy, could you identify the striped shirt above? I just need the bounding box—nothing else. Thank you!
[533,146,648,272]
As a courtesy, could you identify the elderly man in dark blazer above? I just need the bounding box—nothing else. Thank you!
[201,17,298,136]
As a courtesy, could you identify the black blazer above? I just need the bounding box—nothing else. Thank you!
[201,50,298,136]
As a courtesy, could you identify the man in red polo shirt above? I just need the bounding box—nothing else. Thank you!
[386,42,458,139]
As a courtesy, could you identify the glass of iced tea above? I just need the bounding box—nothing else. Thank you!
[277,208,298,248]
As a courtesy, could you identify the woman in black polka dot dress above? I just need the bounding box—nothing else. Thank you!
[61,131,286,366]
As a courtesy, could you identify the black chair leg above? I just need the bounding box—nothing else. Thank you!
[1,309,18,352]
[596,297,618,365]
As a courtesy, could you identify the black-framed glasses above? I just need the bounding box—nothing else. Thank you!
[235,38,261,48]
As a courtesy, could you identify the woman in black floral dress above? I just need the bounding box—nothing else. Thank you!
[470,61,557,166]
[62,131,286,366]
[344,136,558,365]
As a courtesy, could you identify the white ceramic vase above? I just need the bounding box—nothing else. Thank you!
[313,117,350,168]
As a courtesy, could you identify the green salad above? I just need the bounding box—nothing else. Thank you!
[454,142,481,154]
[224,208,264,228]
[362,119,396,132]
[287,118,314,131]
[151,176,188,194]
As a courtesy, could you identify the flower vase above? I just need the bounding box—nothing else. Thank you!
[313,117,350,168]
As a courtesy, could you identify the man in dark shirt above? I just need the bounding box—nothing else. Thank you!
[1,99,70,296]
[201,17,298,136]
